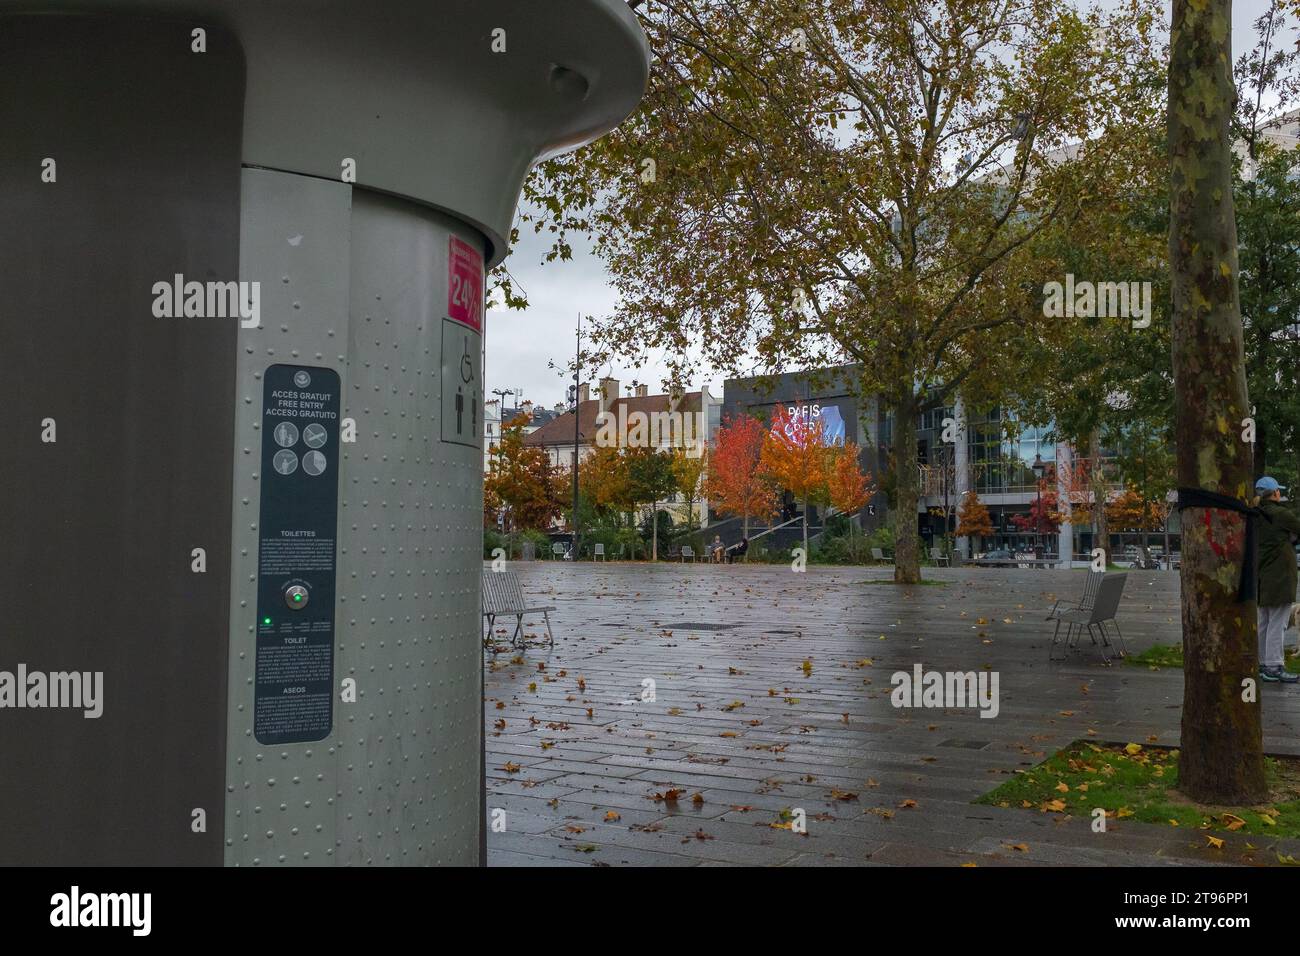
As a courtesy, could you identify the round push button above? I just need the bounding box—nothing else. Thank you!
[285,585,309,610]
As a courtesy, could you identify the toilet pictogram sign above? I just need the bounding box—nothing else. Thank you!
[440,318,481,448]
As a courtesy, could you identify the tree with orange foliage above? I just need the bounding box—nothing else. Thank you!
[484,413,563,530]
[954,491,994,554]
[1106,486,1171,549]
[583,445,635,519]
[827,443,872,515]
[827,443,873,554]
[706,414,777,545]
[760,405,833,555]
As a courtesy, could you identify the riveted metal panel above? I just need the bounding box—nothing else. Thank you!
[335,190,483,866]
[225,168,352,866]
[225,169,483,866]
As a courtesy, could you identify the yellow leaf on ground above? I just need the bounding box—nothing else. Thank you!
[1206,835,1225,849]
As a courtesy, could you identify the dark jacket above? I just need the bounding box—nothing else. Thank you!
[1256,498,1300,607]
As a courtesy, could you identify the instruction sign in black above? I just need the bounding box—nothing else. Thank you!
[254,364,341,744]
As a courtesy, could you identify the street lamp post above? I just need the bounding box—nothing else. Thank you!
[570,311,581,560]
[942,444,951,560]
[1031,453,1046,558]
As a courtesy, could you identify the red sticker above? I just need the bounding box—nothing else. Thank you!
[447,236,484,333]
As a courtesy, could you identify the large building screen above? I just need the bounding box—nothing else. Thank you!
[772,402,846,446]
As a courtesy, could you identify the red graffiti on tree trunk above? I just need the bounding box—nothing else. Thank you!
[1203,508,1243,559]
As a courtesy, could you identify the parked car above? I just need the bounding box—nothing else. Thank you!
[980,548,1016,565]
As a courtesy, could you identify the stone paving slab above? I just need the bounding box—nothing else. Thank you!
[485,563,1300,866]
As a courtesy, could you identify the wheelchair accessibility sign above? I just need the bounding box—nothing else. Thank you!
[440,317,482,448]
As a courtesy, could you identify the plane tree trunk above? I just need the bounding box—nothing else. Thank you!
[892,392,921,584]
[1169,0,1266,805]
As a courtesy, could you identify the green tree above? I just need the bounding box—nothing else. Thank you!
[1234,2,1300,480]
[626,447,677,560]
[1107,418,1175,550]
[1238,146,1300,478]
[670,446,709,534]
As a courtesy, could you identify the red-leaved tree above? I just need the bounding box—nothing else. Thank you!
[706,414,778,546]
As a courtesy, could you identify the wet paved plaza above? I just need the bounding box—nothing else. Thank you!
[483,562,1300,866]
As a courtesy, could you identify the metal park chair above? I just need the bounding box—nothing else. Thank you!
[871,547,893,565]
[482,569,555,648]
[1048,571,1128,664]
[680,545,696,562]
[929,546,950,567]
[593,542,606,561]
[550,541,566,560]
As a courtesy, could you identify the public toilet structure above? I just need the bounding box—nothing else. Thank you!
[0,0,648,865]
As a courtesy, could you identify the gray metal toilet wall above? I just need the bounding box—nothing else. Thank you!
[225,169,483,865]
[0,15,243,867]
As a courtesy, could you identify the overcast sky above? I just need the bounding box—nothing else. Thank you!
[484,0,1281,411]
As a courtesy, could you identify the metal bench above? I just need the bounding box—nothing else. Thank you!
[482,570,555,647]
[1048,571,1127,664]
[973,557,1057,568]
[680,545,696,562]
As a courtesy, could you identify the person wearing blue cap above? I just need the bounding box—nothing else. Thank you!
[1254,476,1300,683]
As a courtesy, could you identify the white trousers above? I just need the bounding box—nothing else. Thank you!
[1258,604,1289,669]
